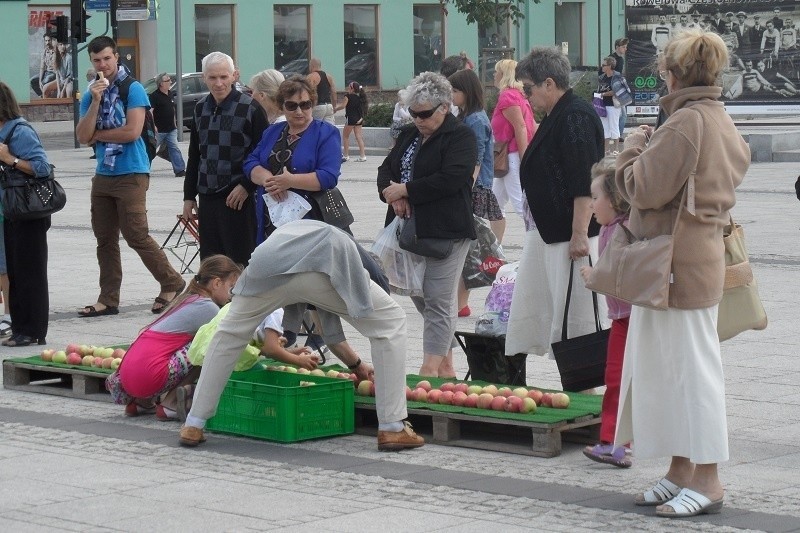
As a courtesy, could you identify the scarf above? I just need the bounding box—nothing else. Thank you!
[95,65,129,169]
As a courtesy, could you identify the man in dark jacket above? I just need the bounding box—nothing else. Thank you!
[149,72,186,177]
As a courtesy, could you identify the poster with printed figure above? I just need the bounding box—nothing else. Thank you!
[29,6,73,100]
[625,0,800,115]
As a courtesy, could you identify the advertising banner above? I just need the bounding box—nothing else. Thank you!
[28,6,70,100]
[625,0,800,115]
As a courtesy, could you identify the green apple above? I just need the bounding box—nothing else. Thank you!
[52,351,68,364]
[110,358,122,370]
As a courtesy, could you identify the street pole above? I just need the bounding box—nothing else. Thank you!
[175,0,184,142]
[110,0,118,41]
[71,36,80,149]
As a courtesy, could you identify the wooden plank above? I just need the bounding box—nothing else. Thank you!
[3,361,112,402]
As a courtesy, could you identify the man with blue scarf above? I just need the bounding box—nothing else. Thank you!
[76,36,184,318]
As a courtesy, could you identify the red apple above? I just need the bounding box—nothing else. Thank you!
[40,349,55,362]
[92,356,105,368]
[452,391,468,406]
[439,391,455,405]
[65,343,81,356]
[66,353,82,366]
[505,395,523,413]
[482,384,498,396]
[540,393,554,407]
[415,380,432,392]
[551,392,571,409]
[453,383,469,394]
[111,348,126,359]
[497,387,513,398]
[490,396,508,411]
[477,393,494,409]
[427,389,443,404]
[348,373,359,385]
[405,385,414,400]
[521,397,537,414]
[527,389,544,405]
[464,393,480,408]
[440,382,456,393]
[102,357,114,369]
[413,387,428,403]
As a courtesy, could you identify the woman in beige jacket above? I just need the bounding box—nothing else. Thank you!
[614,30,750,518]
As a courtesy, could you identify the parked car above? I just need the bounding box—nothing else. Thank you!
[278,58,309,77]
[344,53,377,86]
[142,72,209,129]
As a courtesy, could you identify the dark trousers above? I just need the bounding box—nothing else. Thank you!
[4,216,50,340]
[198,193,256,266]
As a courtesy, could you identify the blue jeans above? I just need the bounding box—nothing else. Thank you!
[619,106,627,138]
[156,129,186,174]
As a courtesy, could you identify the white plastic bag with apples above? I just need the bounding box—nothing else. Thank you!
[475,261,518,337]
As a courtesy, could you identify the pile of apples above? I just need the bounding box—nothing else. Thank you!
[266,365,360,384]
[41,344,126,371]
[404,380,571,413]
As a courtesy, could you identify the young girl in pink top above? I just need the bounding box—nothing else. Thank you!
[580,157,632,468]
[106,255,242,420]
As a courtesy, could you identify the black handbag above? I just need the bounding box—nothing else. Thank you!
[455,331,527,386]
[308,187,354,229]
[397,214,454,259]
[552,260,609,392]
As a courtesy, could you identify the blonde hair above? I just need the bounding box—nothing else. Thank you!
[249,69,285,103]
[158,255,243,317]
[494,59,523,91]
[591,157,629,216]
[663,29,728,88]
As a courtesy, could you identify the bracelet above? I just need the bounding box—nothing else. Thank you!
[347,358,362,370]
[11,158,19,169]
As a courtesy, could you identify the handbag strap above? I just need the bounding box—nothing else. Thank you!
[561,258,602,342]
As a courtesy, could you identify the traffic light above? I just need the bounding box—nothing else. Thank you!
[70,0,91,43]
[55,15,70,44]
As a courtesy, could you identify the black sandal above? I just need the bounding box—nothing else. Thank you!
[78,305,119,318]
[2,334,46,347]
[152,280,186,314]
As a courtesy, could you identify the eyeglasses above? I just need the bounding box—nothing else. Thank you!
[408,103,441,120]
[522,83,534,97]
[283,100,313,111]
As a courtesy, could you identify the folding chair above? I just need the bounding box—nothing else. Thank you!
[161,215,200,274]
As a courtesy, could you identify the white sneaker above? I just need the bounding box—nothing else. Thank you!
[355,156,367,162]
[341,156,349,162]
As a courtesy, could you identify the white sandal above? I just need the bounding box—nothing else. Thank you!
[656,487,724,517]
[0,319,12,337]
[635,477,682,506]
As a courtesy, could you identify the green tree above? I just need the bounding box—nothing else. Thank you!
[438,0,537,26]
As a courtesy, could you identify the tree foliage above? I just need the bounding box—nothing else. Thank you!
[438,0,537,27]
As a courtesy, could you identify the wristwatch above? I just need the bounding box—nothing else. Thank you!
[347,357,362,370]
[10,158,19,169]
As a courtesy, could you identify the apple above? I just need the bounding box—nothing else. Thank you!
[551,392,571,409]
[497,387,513,398]
[452,391,468,406]
[505,395,523,413]
[426,389,442,404]
[356,380,373,396]
[454,383,469,394]
[266,365,280,371]
[326,369,340,378]
[464,393,480,408]
[415,380,432,392]
[79,345,91,356]
[102,357,114,369]
[111,348,126,359]
[66,353,83,366]
[466,385,483,395]
[297,368,311,375]
[284,366,298,373]
[490,396,507,411]
[439,382,456,393]
[40,349,55,362]
[540,393,554,407]
[347,374,359,385]
[405,386,414,401]
[476,393,494,409]
[110,358,122,371]
[92,356,105,368]
[512,387,529,399]
[527,389,544,405]
[412,388,428,403]
[65,343,81,355]
[439,391,455,405]
[336,372,349,379]
[520,397,537,414]
[52,351,67,364]
[82,355,95,366]
[91,346,104,356]
[482,384,498,396]
[309,369,325,376]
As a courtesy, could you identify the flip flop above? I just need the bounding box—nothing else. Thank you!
[656,488,724,518]
[78,305,119,318]
[152,280,187,314]
[583,444,632,468]
[635,478,683,506]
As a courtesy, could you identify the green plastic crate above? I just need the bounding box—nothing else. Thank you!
[206,370,354,442]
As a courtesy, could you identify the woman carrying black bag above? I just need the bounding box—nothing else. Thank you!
[0,82,53,346]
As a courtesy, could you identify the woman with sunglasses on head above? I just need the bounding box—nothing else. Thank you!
[377,71,477,378]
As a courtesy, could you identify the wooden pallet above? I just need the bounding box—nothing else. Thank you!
[354,403,600,458]
[3,360,112,402]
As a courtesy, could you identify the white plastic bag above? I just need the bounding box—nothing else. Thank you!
[263,191,311,227]
[475,261,518,337]
[371,218,425,297]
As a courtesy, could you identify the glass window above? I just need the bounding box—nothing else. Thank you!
[344,5,378,86]
[555,2,583,67]
[478,4,512,84]
[274,5,309,73]
[413,5,444,75]
[195,5,235,72]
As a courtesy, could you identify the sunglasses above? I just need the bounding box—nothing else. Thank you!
[408,103,441,120]
[283,100,313,111]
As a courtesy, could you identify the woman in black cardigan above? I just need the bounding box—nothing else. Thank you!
[377,71,476,377]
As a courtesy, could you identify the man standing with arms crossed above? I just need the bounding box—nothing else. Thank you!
[149,73,186,177]
[76,36,185,317]
[307,58,337,125]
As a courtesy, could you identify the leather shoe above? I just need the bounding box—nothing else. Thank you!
[377,421,424,451]
[179,425,206,447]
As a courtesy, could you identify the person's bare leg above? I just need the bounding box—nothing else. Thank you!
[161,367,201,411]
[490,217,506,244]
[342,126,352,159]
[437,349,457,378]
[1,274,9,315]
[354,125,366,159]
[457,278,469,311]
[419,354,445,377]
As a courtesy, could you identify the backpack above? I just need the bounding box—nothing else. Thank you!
[116,76,158,164]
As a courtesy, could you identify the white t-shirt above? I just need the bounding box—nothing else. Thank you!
[254,308,284,345]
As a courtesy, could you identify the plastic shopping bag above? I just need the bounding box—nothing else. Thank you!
[263,191,311,227]
[475,261,518,337]
[462,216,506,289]
[371,218,425,297]
[188,304,262,371]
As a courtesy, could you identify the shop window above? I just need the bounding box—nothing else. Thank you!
[555,2,584,67]
[344,5,378,86]
[413,5,445,75]
[274,5,309,75]
[195,5,236,72]
[478,3,512,84]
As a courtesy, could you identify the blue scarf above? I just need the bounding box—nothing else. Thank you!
[95,65,129,169]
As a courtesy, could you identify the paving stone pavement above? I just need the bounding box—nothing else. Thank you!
[0,123,799,531]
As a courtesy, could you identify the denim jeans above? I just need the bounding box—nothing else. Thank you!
[156,129,186,174]
[619,106,627,138]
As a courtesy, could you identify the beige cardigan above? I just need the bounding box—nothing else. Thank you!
[615,86,750,309]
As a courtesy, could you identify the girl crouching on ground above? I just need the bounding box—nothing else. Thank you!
[106,255,242,420]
